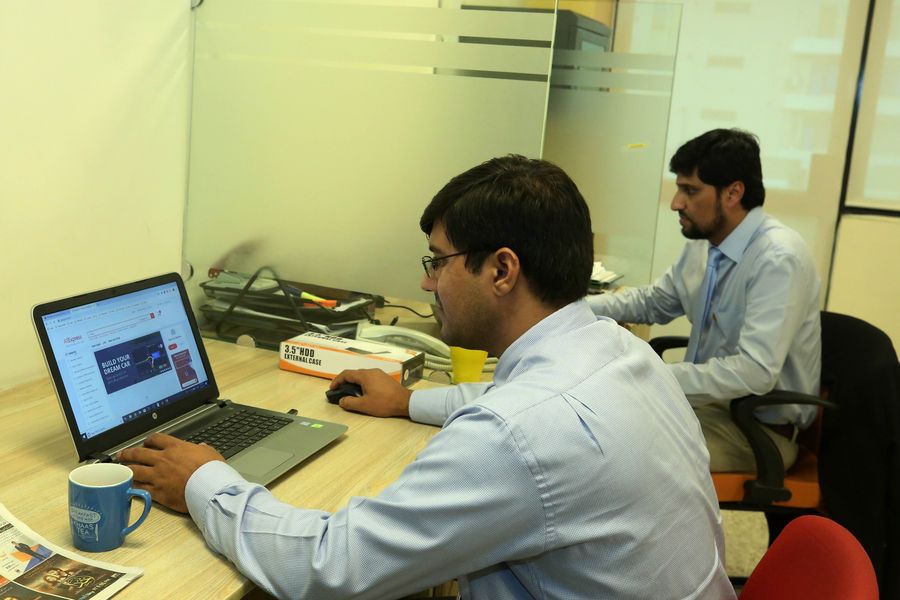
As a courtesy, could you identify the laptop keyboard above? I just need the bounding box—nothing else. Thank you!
[181,408,294,459]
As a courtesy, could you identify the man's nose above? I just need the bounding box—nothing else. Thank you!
[421,274,435,292]
[670,193,684,212]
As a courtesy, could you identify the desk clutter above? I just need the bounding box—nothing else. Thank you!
[199,267,497,380]
[198,267,381,347]
[589,260,622,294]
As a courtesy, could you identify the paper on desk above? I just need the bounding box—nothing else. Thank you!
[0,503,142,599]
[591,261,621,285]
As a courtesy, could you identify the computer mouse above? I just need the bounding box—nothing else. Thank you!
[326,382,364,404]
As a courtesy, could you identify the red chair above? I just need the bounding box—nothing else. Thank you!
[740,515,878,600]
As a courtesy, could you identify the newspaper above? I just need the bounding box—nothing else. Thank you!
[0,503,141,600]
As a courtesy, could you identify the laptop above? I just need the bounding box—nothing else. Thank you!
[32,272,347,486]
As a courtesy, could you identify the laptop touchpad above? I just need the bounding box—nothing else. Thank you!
[230,447,294,476]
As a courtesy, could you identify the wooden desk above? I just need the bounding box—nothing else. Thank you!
[0,339,442,599]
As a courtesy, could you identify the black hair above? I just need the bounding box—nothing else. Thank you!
[669,128,765,209]
[419,155,593,308]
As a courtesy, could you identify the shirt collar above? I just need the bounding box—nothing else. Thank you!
[715,206,764,264]
[492,299,596,385]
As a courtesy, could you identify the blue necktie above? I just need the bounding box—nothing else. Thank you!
[685,246,725,363]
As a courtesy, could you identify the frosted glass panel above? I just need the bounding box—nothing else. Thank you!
[543,3,681,286]
[184,0,554,307]
[847,0,900,211]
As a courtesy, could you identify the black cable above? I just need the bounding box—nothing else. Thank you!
[215,268,260,339]
[216,266,311,338]
[382,304,434,319]
[213,267,379,340]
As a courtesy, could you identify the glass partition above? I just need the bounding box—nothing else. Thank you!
[184,0,556,309]
[543,1,681,286]
[184,0,679,337]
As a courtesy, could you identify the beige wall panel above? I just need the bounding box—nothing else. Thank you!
[0,1,192,389]
[827,215,900,350]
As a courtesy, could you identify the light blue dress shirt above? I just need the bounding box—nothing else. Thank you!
[587,208,821,427]
[187,301,734,600]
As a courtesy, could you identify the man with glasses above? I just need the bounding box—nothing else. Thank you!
[118,155,734,599]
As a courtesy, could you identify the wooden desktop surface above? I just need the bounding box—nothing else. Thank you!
[0,339,444,599]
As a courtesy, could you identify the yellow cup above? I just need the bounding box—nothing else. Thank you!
[450,347,489,384]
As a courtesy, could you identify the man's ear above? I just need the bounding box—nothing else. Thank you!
[490,248,520,297]
[723,181,745,210]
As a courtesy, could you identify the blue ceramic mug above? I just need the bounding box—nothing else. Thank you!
[68,463,151,552]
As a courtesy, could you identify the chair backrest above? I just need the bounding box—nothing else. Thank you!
[817,311,900,595]
[740,515,879,600]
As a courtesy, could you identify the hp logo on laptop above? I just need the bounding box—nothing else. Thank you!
[152,412,158,420]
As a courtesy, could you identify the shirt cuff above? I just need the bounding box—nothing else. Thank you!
[408,387,451,426]
[185,460,247,532]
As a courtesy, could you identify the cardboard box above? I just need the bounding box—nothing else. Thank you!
[279,331,424,385]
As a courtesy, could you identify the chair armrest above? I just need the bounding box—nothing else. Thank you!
[729,392,837,504]
[730,390,837,411]
[648,336,689,357]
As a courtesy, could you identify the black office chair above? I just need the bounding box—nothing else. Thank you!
[649,311,900,596]
[816,312,900,598]
[648,334,833,525]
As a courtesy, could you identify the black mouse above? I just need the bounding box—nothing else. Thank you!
[326,382,363,404]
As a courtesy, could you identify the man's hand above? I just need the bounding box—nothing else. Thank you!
[330,369,412,418]
[117,433,224,513]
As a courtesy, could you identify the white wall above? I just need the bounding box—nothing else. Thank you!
[0,1,193,390]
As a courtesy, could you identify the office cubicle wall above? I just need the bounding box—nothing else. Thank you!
[183,0,679,308]
[183,0,556,303]
[543,3,681,286]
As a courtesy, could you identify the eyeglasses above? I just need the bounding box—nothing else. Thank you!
[421,251,468,279]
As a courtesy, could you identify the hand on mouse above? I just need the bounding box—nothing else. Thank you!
[330,369,412,418]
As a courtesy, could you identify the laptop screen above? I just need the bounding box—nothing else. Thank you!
[39,280,211,441]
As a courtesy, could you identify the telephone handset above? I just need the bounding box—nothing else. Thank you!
[356,324,496,372]
[356,324,451,360]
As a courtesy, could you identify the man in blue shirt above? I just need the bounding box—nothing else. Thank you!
[119,156,734,599]
[587,129,821,472]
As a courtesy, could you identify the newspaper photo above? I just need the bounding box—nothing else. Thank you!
[0,503,141,600]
